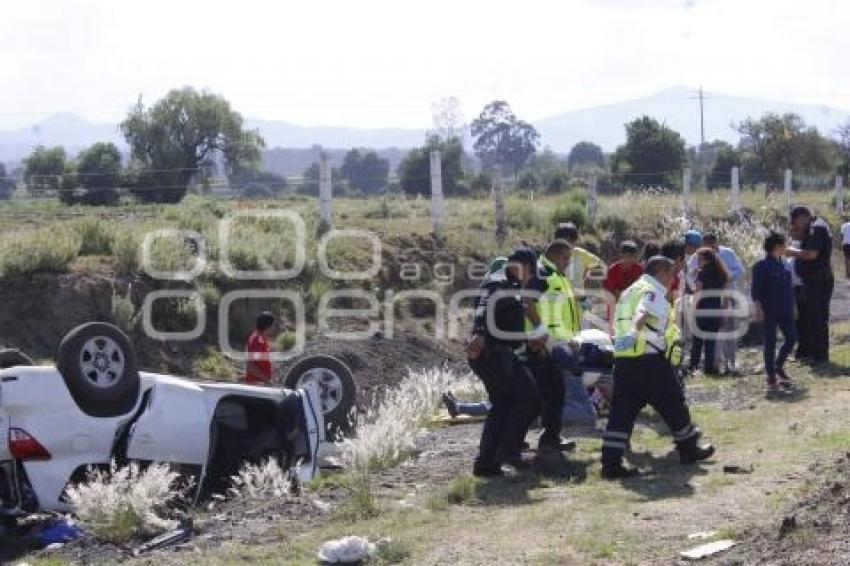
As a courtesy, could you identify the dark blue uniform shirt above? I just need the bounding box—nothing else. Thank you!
[752,256,795,321]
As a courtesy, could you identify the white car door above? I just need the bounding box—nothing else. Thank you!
[126,374,210,469]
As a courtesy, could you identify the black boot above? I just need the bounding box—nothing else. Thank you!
[601,462,640,480]
[472,461,504,478]
[538,435,577,453]
[441,392,459,418]
[678,442,715,464]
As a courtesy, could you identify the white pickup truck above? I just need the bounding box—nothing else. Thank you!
[0,322,337,524]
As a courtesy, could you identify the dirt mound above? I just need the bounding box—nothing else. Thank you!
[719,455,850,565]
[288,328,466,409]
[0,271,116,358]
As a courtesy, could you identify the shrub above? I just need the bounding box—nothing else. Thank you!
[0,227,81,276]
[338,470,379,520]
[597,215,632,241]
[112,231,141,274]
[195,349,235,381]
[376,538,413,564]
[111,290,139,334]
[228,458,292,499]
[65,462,183,543]
[73,217,115,256]
[338,367,483,472]
[445,474,478,504]
[551,198,588,230]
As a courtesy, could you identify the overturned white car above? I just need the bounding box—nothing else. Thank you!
[0,322,333,523]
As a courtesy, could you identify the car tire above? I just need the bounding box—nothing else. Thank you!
[56,322,140,417]
[284,355,356,436]
[0,348,34,369]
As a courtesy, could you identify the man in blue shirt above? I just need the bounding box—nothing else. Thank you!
[752,232,797,390]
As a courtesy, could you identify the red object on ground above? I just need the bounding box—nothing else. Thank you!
[245,330,273,384]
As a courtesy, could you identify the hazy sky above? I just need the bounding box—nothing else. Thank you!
[1,0,848,130]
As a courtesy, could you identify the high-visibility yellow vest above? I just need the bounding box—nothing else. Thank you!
[537,257,582,342]
[665,302,683,366]
[613,277,664,359]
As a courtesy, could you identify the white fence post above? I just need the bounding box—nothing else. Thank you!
[587,174,598,223]
[492,165,507,244]
[319,151,333,227]
[731,166,740,213]
[429,150,445,236]
[836,175,845,215]
[682,168,692,217]
[784,169,793,212]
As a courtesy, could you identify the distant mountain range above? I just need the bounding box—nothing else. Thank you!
[2,87,849,175]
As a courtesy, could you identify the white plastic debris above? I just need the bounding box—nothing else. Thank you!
[680,539,736,560]
[687,530,718,540]
[318,535,376,563]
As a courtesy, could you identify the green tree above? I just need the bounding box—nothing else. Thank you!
[398,136,466,197]
[567,141,606,172]
[120,88,265,203]
[231,169,288,198]
[704,142,742,189]
[339,149,390,194]
[736,113,835,185]
[298,162,345,196]
[74,142,123,205]
[611,116,686,186]
[23,146,68,197]
[470,101,539,175]
[0,164,16,200]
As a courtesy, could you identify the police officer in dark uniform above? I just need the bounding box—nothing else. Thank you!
[467,248,543,477]
[601,257,715,479]
[786,206,834,364]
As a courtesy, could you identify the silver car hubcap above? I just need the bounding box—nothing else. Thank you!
[297,367,344,413]
[80,336,125,388]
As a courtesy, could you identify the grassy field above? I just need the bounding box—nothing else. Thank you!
[0,186,840,279]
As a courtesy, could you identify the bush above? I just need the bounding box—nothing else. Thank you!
[597,215,632,241]
[195,349,235,381]
[445,474,478,504]
[338,367,483,472]
[73,217,115,256]
[0,227,81,276]
[112,231,141,274]
[228,458,292,499]
[551,198,588,230]
[111,290,139,335]
[65,462,183,543]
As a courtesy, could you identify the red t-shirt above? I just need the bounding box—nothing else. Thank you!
[604,260,644,297]
[245,330,272,385]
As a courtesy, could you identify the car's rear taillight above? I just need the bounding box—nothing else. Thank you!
[9,427,51,461]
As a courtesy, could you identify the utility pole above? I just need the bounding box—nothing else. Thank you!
[698,85,705,146]
[689,86,707,146]
[690,86,709,189]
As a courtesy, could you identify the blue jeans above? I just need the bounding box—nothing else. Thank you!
[763,317,797,379]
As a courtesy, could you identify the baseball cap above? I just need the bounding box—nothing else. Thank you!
[684,229,703,247]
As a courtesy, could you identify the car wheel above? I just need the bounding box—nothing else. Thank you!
[0,348,34,369]
[56,322,140,417]
[284,355,356,436]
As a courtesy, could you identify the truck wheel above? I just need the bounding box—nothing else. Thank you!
[0,349,34,369]
[56,323,140,417]
[284,355,356,436]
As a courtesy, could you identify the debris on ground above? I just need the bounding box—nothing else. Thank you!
[679,539,736,560]
[722,464,754,474]
[37,518,84,545]
[687,530,718,540]
[132,522,193,556]
[318,535,376,564]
